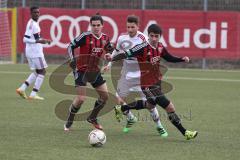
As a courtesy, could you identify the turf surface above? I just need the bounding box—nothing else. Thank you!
[0,64,239,160]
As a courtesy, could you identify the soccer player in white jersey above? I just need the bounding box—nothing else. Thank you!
[16,6,51,100]
[104,15,167,136]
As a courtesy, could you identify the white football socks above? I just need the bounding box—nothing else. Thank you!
[126,111,135,120]
[150,107,163,128]
[19,72,37,91]
[30,74,45,97]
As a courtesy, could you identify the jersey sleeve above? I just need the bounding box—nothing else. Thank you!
[126,41,148,58]
[32,23,40,34]
[72,32,87,48]
[115,36,122,51]
[23,21,36,44]
[67,32,87,60]
[110,35,122,58]
[161,47,184,63]
[138,32,147,42]
[24,24,32,37]
[32,23,41,40]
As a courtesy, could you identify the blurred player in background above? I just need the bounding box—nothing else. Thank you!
[16,6,51,100]
[108,24,198,140]
[64,13,113,131]
[103,15,168,136]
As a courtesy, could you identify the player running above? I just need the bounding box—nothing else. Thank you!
[103,15,167,136]
[108,24,198,140]
[16,6,51,100]
[64,13,113,131]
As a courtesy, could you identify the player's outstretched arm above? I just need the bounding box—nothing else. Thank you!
[182,56,190,62]
[162,48,190,63]
[36,38,51,44]
[111,52,128,61]
[111,42,147,61]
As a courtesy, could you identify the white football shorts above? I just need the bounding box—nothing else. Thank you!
[27,57,48,70]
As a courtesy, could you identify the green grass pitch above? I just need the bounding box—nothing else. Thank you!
[0,64,240,160]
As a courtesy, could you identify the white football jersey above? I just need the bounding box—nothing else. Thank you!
[116,31,147,79]
[24,19,44,58]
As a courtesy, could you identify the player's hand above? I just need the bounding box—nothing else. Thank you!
[101,65,110,73]
[43,39,51,44]
[104,53,112,61]
[182,56,190,63]
[45,39,51,45]
[36,39,51,44]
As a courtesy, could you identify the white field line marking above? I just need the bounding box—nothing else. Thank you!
[0,70,240,82]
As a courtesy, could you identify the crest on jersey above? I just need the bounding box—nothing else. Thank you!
[90,41,93,44]
[119,40,133,50]
[158,46,163,53]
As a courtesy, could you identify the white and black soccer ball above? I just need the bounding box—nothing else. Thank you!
[88,129,106,147]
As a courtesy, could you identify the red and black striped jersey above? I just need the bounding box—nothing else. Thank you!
[68,31,110,71]
[125,41,184,87]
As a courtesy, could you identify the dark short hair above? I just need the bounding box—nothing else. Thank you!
[147,24,162,35]
[127,15,139,25]
[30,6,39,13]
[90,13,103,25]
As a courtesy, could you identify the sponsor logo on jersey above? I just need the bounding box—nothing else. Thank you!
[158,46,163,53]
[92,48,103,54]
[150,56,161,64]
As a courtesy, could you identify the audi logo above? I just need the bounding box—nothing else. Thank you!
[38,15,118,48]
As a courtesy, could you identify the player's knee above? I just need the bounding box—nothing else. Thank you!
[100,93,109,102]
[36,69,46,75]
[165,102,175,112]
[75,95,86,104]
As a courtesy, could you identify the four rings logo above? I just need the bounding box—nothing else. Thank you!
[38,15,118,48]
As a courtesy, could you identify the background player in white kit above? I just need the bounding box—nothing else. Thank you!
[104,15,167,136]
[16,6,51,100]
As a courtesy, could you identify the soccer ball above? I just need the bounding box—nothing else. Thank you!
[88,129,106,147]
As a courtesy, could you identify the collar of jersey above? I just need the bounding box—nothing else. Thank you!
[147,40,158,49]
[91,32,103,40]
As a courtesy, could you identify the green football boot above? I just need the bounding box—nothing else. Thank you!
[156,126,168,138]
[114,105,123,122]
[185,130,198,140]
[123,116,137,133]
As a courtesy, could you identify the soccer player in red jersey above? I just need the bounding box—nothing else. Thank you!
[108,24,198,140]
[104,15,167,136]
[64,13,113,131]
